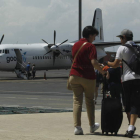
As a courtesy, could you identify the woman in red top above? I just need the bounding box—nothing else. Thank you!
[69,26,106,135]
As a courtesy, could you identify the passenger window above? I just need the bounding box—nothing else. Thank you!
[3,50,5,53]
[38,56,39,59]
[35,56,37,59]
[0,50,2,53]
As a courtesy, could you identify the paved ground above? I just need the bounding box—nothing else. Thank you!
[0,70,140,140]
[0,111,139,140]
[0,70,102,113]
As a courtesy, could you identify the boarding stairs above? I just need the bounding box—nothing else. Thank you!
[15,61,28,80]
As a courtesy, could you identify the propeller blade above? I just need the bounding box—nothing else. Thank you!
[57,39,68,47]
[0,34,4,44]
[58,50,64,55]
[44,50,52,55]
[42,39,49,44]
[54,30,56,45]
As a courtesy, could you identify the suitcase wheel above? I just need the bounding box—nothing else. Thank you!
[102,131,104,135]
[106,132,108,135]
[115,132,117,136]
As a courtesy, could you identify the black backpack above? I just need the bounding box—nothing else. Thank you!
[122,44,140,75]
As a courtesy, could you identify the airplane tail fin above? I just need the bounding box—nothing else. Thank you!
[92,8,104,42]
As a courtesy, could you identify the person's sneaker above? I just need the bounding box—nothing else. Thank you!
[74,127,83,135]
[90,123,100,133]
[127,130,135,138]
[124,127,136,137]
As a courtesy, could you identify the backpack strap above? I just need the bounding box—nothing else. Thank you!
[123,44,138,54]
[122,59,129,66]
[122,44,137,65]
[122,44,140,72]
[121,44,133,71]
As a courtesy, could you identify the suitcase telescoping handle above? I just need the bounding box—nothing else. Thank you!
[103,74,107,99]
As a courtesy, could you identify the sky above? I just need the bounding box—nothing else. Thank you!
[0,0,140,51]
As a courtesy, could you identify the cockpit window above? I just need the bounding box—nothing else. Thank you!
[1,49,10,54]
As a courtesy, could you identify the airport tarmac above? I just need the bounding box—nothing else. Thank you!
[1,70,140,140]
[0,70,102,114]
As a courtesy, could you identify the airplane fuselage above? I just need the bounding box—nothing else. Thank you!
[0,43,72,71]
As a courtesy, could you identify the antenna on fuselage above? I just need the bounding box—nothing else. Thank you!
[0,34,4,44]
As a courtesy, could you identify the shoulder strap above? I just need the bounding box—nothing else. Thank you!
[122,44,137,66]
[123,44,138,55]
[122,59,128,66]
[70,42,87,70]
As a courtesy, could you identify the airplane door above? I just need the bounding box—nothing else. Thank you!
[14,49,22,69]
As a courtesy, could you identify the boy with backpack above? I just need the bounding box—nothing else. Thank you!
[106,29,140,138]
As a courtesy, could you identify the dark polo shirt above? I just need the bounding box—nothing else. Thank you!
[70,38,97,80]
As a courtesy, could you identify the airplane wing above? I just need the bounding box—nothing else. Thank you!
[95,40,140,59]
[94,40,140,48]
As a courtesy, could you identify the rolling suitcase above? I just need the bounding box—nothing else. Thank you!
[101,76,123,135]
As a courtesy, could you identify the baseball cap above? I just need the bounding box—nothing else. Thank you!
[116,29,133,38]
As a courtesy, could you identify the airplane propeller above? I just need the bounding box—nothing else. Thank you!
[42,39,49,45]
[54,30,56,45]
[42,30,68,65]
[0,34,4,45]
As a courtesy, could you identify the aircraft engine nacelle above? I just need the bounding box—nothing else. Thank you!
[59,43,73,56]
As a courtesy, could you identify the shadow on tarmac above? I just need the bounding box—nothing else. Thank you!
[85,132,139,138]
[0,107,73,115]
